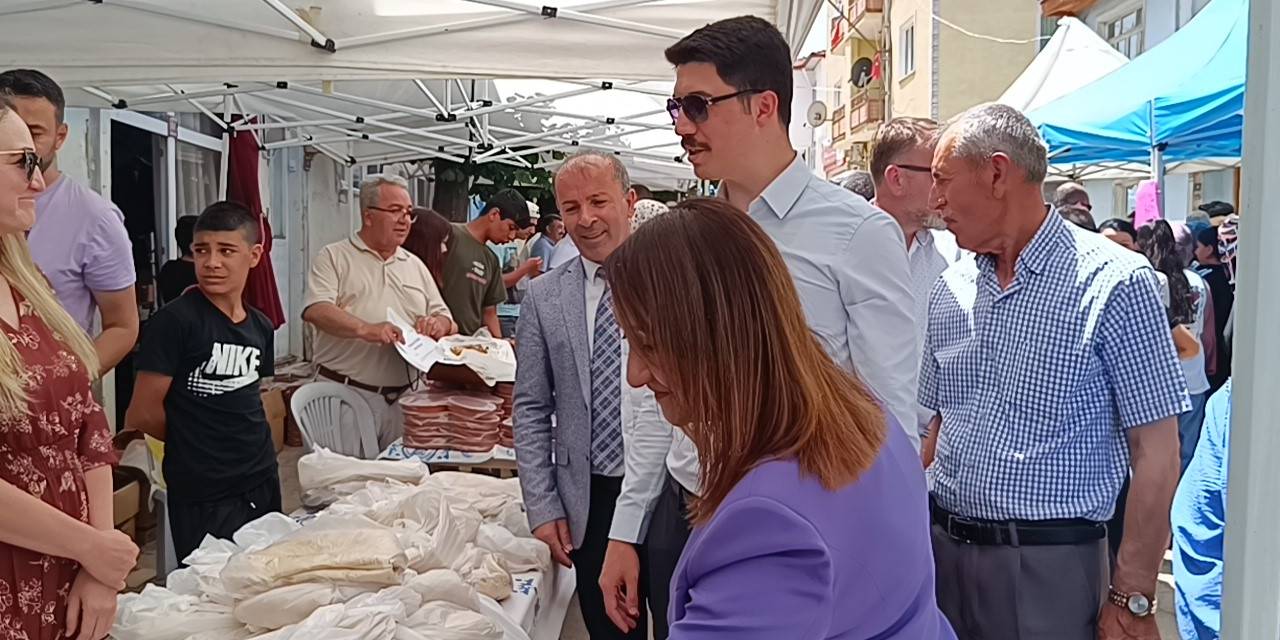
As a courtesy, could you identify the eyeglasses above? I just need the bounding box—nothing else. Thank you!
[368,206,418,223]
[0,149,40,182]
[666,89,764,124]
[892,163,933,174]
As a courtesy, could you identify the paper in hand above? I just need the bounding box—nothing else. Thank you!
[387,307,442,374]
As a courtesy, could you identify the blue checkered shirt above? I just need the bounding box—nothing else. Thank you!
[921,212,1189,522]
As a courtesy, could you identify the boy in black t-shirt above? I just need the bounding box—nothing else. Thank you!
[126,201,281,562]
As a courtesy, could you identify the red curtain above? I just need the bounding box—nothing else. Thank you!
[227,122,286,328]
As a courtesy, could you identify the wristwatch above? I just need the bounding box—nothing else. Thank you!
[1108,587,1155,617]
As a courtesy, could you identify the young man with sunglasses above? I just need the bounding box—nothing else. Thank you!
[0,69,138,376]
[597,15,921,639]
[869,117,966,437]
[302,174,456,449]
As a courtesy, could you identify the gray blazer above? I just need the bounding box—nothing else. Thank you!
[513,257,595,548]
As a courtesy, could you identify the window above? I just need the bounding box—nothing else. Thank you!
[899,21,916,78]
[1101,6,1144,58]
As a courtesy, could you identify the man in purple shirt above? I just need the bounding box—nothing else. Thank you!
[1,69,138,374]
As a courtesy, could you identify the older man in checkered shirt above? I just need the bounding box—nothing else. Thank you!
[920,104,1188,640]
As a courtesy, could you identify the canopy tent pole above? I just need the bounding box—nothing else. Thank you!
[1221,0,1280,634]
[1148,101,1167,217]
[219,95,233,200]
[460,0,684,39]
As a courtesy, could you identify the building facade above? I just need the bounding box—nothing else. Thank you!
[885,0,1038,121]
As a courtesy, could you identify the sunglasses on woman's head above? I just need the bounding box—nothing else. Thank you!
[666,89,764,124]
[0,150,39,182]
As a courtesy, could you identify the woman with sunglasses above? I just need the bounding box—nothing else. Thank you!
[606,198,954,639]
[0,97,139,640]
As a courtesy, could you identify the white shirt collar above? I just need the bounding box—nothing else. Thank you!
[582,256,604,282]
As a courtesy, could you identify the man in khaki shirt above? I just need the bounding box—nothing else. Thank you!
[303,174,456,449]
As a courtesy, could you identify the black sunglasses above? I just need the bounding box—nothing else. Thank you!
[666,89,764,124]
[1,149,39,182]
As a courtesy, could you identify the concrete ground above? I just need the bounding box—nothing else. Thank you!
[128,447,1179,639]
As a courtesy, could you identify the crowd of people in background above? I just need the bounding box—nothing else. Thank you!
[0,12,1250,640]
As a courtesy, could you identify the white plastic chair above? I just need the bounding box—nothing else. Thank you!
[290,381,381,459]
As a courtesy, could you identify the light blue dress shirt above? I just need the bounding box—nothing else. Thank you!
[727,155,921,448]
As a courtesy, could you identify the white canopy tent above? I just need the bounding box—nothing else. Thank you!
[998,17,1128,113]
[0,0,822,189]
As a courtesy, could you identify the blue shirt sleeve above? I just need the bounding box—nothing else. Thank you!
[1096,266,1191,428]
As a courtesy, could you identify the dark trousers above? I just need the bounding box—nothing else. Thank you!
[572,474,650,640]
[170,473,283,563]
[932,525,1108,640]
[646,473,693,640]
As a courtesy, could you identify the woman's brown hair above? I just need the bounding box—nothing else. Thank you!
[605,198,886,524]
[401,207,453,287]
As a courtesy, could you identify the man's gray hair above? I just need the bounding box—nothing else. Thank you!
[1052,181,1090,208]
[555,151,631,193]
[359,173,410,211]
[944,103,1048,183]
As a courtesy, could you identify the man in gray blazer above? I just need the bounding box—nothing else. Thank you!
[514,152,672,640]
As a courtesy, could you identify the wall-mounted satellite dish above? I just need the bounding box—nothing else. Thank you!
[807,100,829,127]
[852,57,874,88]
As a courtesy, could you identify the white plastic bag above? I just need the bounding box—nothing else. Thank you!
[399,601,504,640]
[253,587,420,640]
[233,583,375,629]
[298,448,428,506]
[220,528,409,597]
[402,569,483,611]
[475,524,550,573]
[112,585,243,640]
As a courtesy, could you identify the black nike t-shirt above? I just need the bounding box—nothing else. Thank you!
[136,289,278,503]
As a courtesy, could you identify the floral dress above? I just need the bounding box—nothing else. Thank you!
[0,292,116,640]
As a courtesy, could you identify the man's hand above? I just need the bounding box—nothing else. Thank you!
[415,314,455,340]
[66,571,119,640]
[358,322,404,345]
[600,540,642,633]
[1097,601,1161,640]
[522,257,544,278]
[532,519,574,568]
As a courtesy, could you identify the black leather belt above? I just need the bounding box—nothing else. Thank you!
[930,498,1106,547]
[317,366,409,403]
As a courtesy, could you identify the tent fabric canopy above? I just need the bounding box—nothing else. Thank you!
[0,0,821,83]
[1027,0,1247,165]
[997,16,1128,113]
[0,0,821,188]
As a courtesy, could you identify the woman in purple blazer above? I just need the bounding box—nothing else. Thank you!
[605,198,956,640]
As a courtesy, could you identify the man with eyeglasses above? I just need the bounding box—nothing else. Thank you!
[302,174,456,449]
[869,117,966,438]
[662,17,919,446]
[440,188,533,337]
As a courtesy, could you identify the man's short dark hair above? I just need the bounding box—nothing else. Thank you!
[195,201,261,245]
[1058,204,1097,232]
[664,16,794,127]
[840,171,876,201]
[630,184,654,200]
[536,214,562,235]
[1099,218,1136,238]
[870,117,939,186]
[481,188,532,228]
[175,215,199,256]
[0,69,65,123]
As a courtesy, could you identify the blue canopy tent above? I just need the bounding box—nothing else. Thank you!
[1027,0,1247,166]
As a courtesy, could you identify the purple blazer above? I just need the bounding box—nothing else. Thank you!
[668,420,956,639]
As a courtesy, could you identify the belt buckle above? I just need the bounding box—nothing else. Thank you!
[946,515,978,544]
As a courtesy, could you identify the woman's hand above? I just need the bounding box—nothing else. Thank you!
[75,528,138,590]
[65,571,118,640]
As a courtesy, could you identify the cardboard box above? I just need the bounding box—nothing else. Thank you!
[112,470,141,541]
[261,388,287,453]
